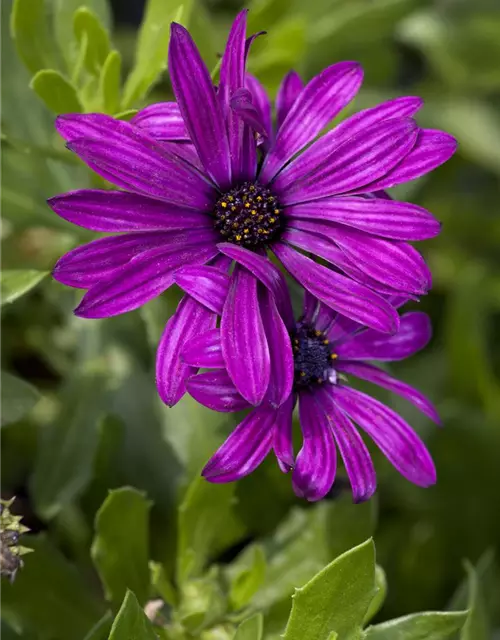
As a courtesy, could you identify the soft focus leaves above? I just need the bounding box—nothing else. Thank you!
[108,591,157,640]
[229,545,267,610]
[0,372,40,427]
[30,69,83,113]
[0,270,48,306]
[99,50,122,114]
[73,8,111,76]
[234,614,264,640]
[10,0,56,74]
[362,611,468,640]
[459,562,490,640]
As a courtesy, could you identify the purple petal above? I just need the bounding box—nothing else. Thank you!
[292,392,337,502]
[202,404,275,482]
[131,102,189,140]
[272,242,399,334]
[333,385,436,487]
[261,61,363,182]
[245,74,273,142]
[275,70,303,130]
[181,328,225,369]
[302,289,318,324]
[276,96,423,190]
[219,10,248,112]
[336,361,440,424]
[277,118,419,204]
[259,287,294,407]
[217,243,294,330]
[244,31,266,62]
[285,196,441,241]
[336,311,431,361]
[75,237,218,318]
[174,264,230,314]
[56,112,130,143]
[316,387,376,503]
[169,23,231,189]
[186,370,250,412]
[230,88,269,138]
[221,265,270,405]
[48,189,211,233]
[156,296,216,406]
[273,394,295,472]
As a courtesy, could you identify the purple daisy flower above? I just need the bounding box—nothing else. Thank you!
[48,10,456,407]
[183,286,438,502]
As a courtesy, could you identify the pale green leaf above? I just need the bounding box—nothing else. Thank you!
[91,488,151,608]
[100,50,122,114]
[10,0,56,74]
[1,270,48,306]
[178,572,226,633]
[149,561,177,607]
[108,591,157,640]
[30,69,82,113]
[1,371,40,427]
[229,545,267,610]
[460,561,490,640]
[234,614,264,640]
[363,565,388,626]
[83,612,113,640]
[73,7,110,75]
[283,539,376,640]
[363,611,468,640]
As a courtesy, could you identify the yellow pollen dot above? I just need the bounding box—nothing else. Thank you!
[235,234,242,241]
[323,339,329,345]
[315,330,322,337]
[258,215,263,221]
[244,218,251,224]
[330,353,338,360]
[244,202,250,208]
[251,210,257,215]
[257,229,263,234]
[256,196,262,201]
[269,217,276,223]
[249,185,255,191]
[228,196,234,201]
[300,371,306,377]
[243,228,249,233]
[232,222,239,228]
[268,196,274,201]
[221,202,227,208]
[220,215,225,220]
[294,339,299,344]
[274,209,280,214]
[231,206,236,211]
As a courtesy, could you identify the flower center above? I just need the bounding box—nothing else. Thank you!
[292,323,338,389]
[214,182,283,248]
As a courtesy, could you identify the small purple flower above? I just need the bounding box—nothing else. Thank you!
[184,290,438,502]
[48,10,456,407]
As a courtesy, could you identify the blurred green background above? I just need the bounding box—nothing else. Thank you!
[2,0,500,638]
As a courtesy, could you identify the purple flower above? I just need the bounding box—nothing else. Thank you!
[184,289,438,502]
[48,10,456,407]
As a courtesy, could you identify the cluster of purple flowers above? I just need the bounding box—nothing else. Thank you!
[49,11,456,501]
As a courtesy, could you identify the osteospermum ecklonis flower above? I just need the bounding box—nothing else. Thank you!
[48,10,456,408]
[183,288,439,502]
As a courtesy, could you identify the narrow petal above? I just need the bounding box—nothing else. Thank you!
[317,387,376,503]
[169,23,231,189]
[245,74,273,141]
[181,328,225,369]
[174,265,230,314]
[202,404,275,482]
[278,118,419,204]
[273,394,296,472]
[48,189,211,233]
[292,392,337,502]
[336,311,431,361]
[275,70,303,130]
[259,287,294,407]
[56,112,131,143]
[333,385,436,487]
[272,242,399,334]
[261,62,363,182]
[75,238,218,318]
[230,88,269,138]
[221,265,271,405]
[302,289,318,324]
[186,370,250,412]
[336,361,440,424]
[156,296,216,406]
[285,196,441,241]
[217,243,295,330]
[131,102,189,140]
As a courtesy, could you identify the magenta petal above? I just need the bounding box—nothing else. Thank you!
[56,112,130,143]
[131,102,189,140]
[48,189,211,233]
[186,370,250,412]
[336,361,440,424]
[316,387,376,503]
[202,404,275,482]
[292,392,337,502]
[273,394,296,472]
[181,328,225,369]
[156,296,216,406]
[230,88,269,138]
[261,61,363,182]
[169,23,231,189]
[272,242,399,334]
[174,265,230,314]
[275,70,303,130]
[245,74,273,141]
[221,266,271,405]
[336,311,431,361]
[333,385,436,487]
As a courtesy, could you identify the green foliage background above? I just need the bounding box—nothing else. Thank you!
[1,0,500,638]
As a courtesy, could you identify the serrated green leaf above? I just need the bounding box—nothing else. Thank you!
[83,612,113,640]
[178,572,227,632]
[283,539,376,640]
[229,545,266,610]
[363,565,387,626]
[149,561,177,607]
[30,69,82,113]
[460,562,490,640]
[100,50,122,114]
[1,270,48,306]
[10,0,56,74]
[234,613,264,640]
[108,591,157,640]
[73,7,111,75]
[363,611,468,640]
[1,371,40,427]
[91,488,151,608]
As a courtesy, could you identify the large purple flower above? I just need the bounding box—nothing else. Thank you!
[184,287,438,502]
[48,10,456,407]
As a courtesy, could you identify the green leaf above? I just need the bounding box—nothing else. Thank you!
[1,372,40,427]
[100,50,122,114]
[83,612,113,640]
[177,475,245,583]
[460,562,490,640]
[229,545,267,610]
[234,614,264,640]
[73,7,111,75]
[10,0,56,74]
[363,611,468,640]
[122,0,192,109]
[363,565,388,626]
[91,488,151,608]
[149,561,177,607]
[282,539,376,640]
[108,591,157,640]
[30,69,82,113]
[1,534,105,640]
[178,571,226,633]
[0,270,48,306]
